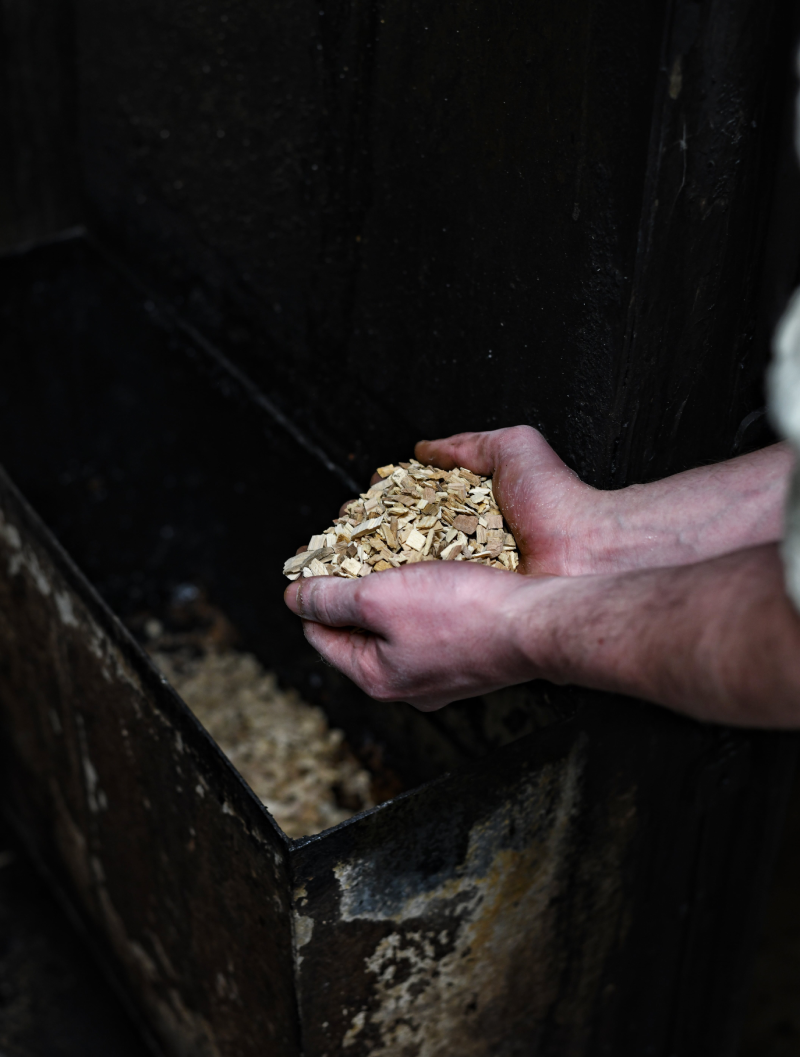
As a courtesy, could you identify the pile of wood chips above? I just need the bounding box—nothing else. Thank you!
[283,459,519,580]
[150,645,374,839]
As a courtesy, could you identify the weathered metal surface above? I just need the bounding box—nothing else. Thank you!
[0,467,300,1057]
[292,733,632,1057]
[292,708,794,1057]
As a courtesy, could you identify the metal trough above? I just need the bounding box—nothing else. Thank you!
[0,235,794,1057]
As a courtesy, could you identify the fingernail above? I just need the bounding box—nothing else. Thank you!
[284,582,302,614]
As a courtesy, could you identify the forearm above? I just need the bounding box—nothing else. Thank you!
[574,443,793,575]
[523,542,800,726]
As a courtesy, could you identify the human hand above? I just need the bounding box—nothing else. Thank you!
[416,426,603,576]
[283,560,550,710]
[417,430,796,577]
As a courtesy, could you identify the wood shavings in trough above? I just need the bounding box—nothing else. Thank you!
[150,646,374,838]
[283,459,520,579]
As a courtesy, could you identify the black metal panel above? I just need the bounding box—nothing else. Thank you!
[608,0,796,483]
[0,0,81,248]
[0,463,300,1057]
[74,0,791,484]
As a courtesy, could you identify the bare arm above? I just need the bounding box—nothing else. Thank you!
[285,544,800,725]
[527,543,800,726]
[416,429,793,576]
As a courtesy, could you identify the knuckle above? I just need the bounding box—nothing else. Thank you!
[352,581,383,626]
[507,424,538,444]
[303,578,331,623]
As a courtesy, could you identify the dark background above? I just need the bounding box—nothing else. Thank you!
[3,0,800,1052]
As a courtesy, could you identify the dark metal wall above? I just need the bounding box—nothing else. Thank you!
[0,0,787,483]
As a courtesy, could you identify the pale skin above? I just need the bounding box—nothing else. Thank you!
[284,426,800,726]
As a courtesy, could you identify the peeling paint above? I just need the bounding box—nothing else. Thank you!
[293,913,315,968]
[55,588,78,627]
[334,752,583,1056]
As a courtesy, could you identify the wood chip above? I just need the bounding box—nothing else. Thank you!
[405,528,427,551]
[453,514,479,535]
[282,460,519,579]
[422,525,437,556]
[441,541,463,560]
[352,515,384,539]
[283,547,333,576]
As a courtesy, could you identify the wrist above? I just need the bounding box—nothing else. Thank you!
[549,485,634,577]
[508,573,588,683]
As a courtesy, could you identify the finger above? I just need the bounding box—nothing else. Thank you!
[303,621,403,704]
[339,498,357,517]
[303,620,376,680]
[295,544,308,556]
[415,432,498,475]
[284,576,384,631]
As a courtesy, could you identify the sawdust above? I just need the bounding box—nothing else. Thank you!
[148,633,374,839]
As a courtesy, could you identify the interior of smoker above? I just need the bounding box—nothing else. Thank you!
[0,236,570,832]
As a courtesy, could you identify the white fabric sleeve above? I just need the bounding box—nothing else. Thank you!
[769,288,800,611]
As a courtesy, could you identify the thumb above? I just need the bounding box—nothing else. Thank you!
[284,576,383,631]
[416,426,557,477]
[415,431,500,475]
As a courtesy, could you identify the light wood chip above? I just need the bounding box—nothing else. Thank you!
[352,515,384,539]
[422,525,437,556]
[441,541,463,560]
[283,460,518,579]
[405,528,427,551]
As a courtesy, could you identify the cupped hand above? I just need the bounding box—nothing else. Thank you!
[416,426,604,576]
[284,561,549,710]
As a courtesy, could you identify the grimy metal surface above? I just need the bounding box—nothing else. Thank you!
[0,466,299,1057]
